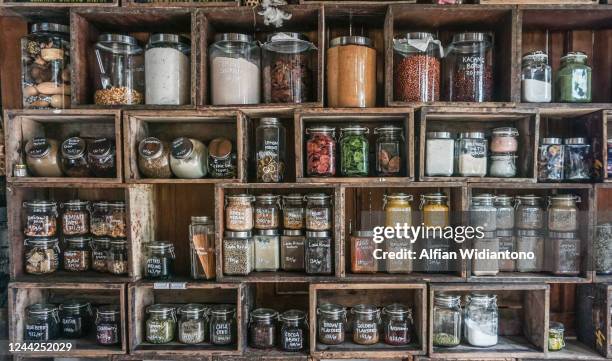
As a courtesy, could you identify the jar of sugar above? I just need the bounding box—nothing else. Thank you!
[426,131,454,176]
[145,34,191,105]
[456,131,487,177]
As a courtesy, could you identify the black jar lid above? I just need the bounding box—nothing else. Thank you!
[171,137,195,160]
[88,138,114,159]
[26,137,53,158]
[139,137,164,159]
[330,35,372,48]
[31,23,69,34]
[61,137,87,159]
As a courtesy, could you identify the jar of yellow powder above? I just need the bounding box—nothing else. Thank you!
[420,193,450,227]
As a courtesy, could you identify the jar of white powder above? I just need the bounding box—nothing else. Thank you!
[145,34,191,105]
[521,51,551,103]
[456,132,487,177]
[426,132,454,176]
[209,33,261,105]
[464,293,498,347]
[170,137,208,179]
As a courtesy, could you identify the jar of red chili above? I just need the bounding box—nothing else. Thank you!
[306,126,336,177]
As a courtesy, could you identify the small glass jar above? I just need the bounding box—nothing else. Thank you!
[262,32,315,104]
[317,303,346,345]
[24,237,60,275]
[375,126,404,176]
[497,229,515,272]
[60,300,93,339]
[254,229,280,272]
[393,32,442,102]
[490,127,518,153]
[88,138,117,178]
[90,201,127,238]
[254,194,280,230]
[95,305,121,346]
[516,229,544,272]
[94,34,144,105]
[107,239,128,275]
[494,195,514,230]
[515,195,544,230]
[472,233,499,276]
[549,232,581,276]
[426,132,455,177]
[538,137,564,182]
[23,200,58,237]
[209,33,260,105]
[144,242,175,280]
[170,137,208,179]
[384,193,413,228]
[385,237,413,274]
[556,52,591,103]
[61,200,90,236]
[470,194,497,232]
[445,32,494,102]
[282,194,305,230]
[25,304,60,341]
[63,236,91,272]
[281,229,305,271]
[521,51,552,103]
[280,309,308,351]
[92,237,111,273]
[340,125,369,176]
[178,304,208,344]
[138,137,173,179]
[351,304,380,345]
[564,137,592,181]
[25,137,63,177]
[456,131,487,177]
[421,193,450,227]
[305,193,332,231]
[306,126,336,177]
[223,230,254,276]
[61,137,91,177]
[256,117,286,183]
[350,230,378,273]
[190,216,216,280]
[146,304,177,344]
[305,230,333,275]
[489,153,517,178]
[432,294,461,347]
[382,304,412,346]
[548,194,579,232]
[249,308,278,349]
[464,294,498,347]
[594,223,612,274]
[225,194,255,231]
[208,137,236,179]
[145,34,191,105]
[549,322,565,351]
[209,304,236,346]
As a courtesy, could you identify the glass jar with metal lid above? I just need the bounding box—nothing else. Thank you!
[393,32,442,102]
[351,304,380,345]
[21,23,71,109]
[23,200,58,237]
[538,137,564,182]
[87,138,116,178]
[223,230,254,275]
[209,304,237,345]
[305,193,332,231]
[327,36,376,107]
[146,304,177,344]
[144,241,175,280]
[138,137,172,179]
[190,216,215,280]
[516,229,544,272]
[432,294,461,347]
[340,125,369,176]
[209,33,260,105]
[249,308,279,349]
[107,239,128,275]
[92,237,111,272]
[472,232,499,276]
[225,194,255,231]
[63,236,91,272]
[491,127,519,153]
[60,300,93,338]
[93,34,144,105]
[548,194,580,232]
[280,309,308,351]
[445,32,494,102]
[494,195,514,230]
[90,201,126,238]
[563,137,592,181]
[382,304,412,346]
[254,229,280,272]
[95,305,121,346]
[470,194,497,232]
[426,131,455,177]
[25,137,63,177]
[489,152,517,178]
[306,126,336,177]
[497,229,515,272]
[305,230,333,274]
[170,137,208,179]
[178,304,208,344]
[549,322,566,351]
[24,237,60,275]
[25,303,60,341]
[263,32,315,104]
[515,195,544,230]
[456,131,487,177]
[317,303,347,345]
[464,293,498,347]
[420,193,449,227]
[61,136,91,177]
[254,194,280,230]
[350,230,377,273]
[384,193,413,228]
[281,229,305,271]
[61,199,90,236]
[208,137,236,179]
[556,51,591,103]
[521,51,552,103]
[375,126,404,176]
[145,34,191,105]
[282,194,305,229]
[256,117,286,183]
[548,232,580,276]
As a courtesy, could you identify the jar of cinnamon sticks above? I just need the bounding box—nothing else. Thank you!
[189,216,215,279]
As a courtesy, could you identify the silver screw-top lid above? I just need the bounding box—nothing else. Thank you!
[214,33,254,43]
[148,33,190,47]
[31,23,69,34]
[330,35,372,48]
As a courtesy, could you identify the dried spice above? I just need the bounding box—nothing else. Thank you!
[24,200,58,237]
[269,53,312,103]
[95,87,143,105]
[306,127,336,177]
[305,194,332,231]
[394,54,440,102]
[350,230,378,273]
[225,194,255,231]
[283,194,305,229]
[146,304,176,344]
[138,137,173,179]
[254,194,280,230]
[91,237,110,272]
[317,303,346,345]
[340,126,369,176]
[63,236,91,272]
[61,200,89,236]
[352,305,380,345]
[24,237,60,275]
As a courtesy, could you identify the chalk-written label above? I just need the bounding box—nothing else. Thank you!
[282,328,303,350]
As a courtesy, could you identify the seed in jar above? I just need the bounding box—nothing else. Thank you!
[394,54,440,102]
[95,87,144,105]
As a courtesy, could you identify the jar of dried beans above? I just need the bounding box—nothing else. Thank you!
[61,200,89,236]
[446,32,493,102]
[281,230,305,271]
[306,126,336,177]
[340,125,369,176]
[63,236,91,272]
[60,300,93,338]
[25,137,63,177]
[90,201,126,238]
[548,194,579,232]
[317,303,346,345]
[249,308,278,349]
[515,195,544,230]
[280,309,307,351]
[262,32,315,104]
[178,304,208,344]
[146,304,176,344]
[256,117,286,183]
[350,230,378,273]
[305,193,332,231]
[88,138,116,178]
[382,304,412,346]
[24,237,60,275]
[24,200,58,237]
[92,237,111,272]
[351,304,380,345]
[254,229,280,272]
[138,137,172,179]
[107,239,128,275]
[282,194,305,229]
[209,304,236,345]
[223,230,254,276]
[189,216,215,280]
[384,193,413,228]
[375,126,403,176]
[254,194,280,230]
[421,193,449,227]
[61,137,91,177]
[305,230,333,275]
[144,242,175,280]
[95,305,121,346]
[225,194,255,231]
[457,131,487,177]
[25,303,60,341]
[393,32,442,102]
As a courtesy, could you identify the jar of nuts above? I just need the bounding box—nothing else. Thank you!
[107,239,128,275]
[305,193,332,231]
[23,200,58,237]
[24,237,60,275]
[225,194,255,231]
[61,200,90,236]
[254,194,280,230]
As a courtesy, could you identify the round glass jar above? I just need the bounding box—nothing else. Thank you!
[305,193,332,231]
[375,125,404,176]
[464,294,498,347]
[95,305,121,346]
[420,193,450,227]
[209,304,236,345]
[92,237,111,272]
[432,294,461,347]
[305,230,333,275]
[384,193,413,228]
[340,125,369,176]
[107,239,128,275]
[144,241,175,280]
[90,201,127,238]
[445,32,494,102]
[61,137,91,177]
[538,137,564,182]
[189,216,216,280]
[548,194,580,232]
[280,309,307,351]
[317,303,346,345]
[208,137,236,179]
[225,194,255,231]
[24,237,60,275]
[521,51,552,103]
[350,230,377,274]
[393,32,442,102]
[490,127,519,153]
[489,153,517,178]
[87,138,116,178]
[25,137,63,177]
[470,194,497,232]
[138,137,172,179]
[494,195,514,230]
[60,300,93,338]
[146,304,177,344]
[223,230,254,276]
[61,200,90,236]
[306,126,336,177]
[282,194,305,230]
[256,117,286,183]
[249,308,278,349]
[556,52,591,103]
[178,304,208,344]
[382,304,412,346]
[25,303,60,341]
[254,229,280,272]
[23,200,58,237]
[63,236,91,272]
[145,34,191,105]
[457,131,487,177]
[563,137,592,181]
[351,304,380,345]
[426,131,455,177]
[254,194,280,230]
[515,195,544,230]
[549,322,565,351]
[170,137,208,179]
[516,229,544,272]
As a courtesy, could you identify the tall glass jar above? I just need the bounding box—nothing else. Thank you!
[95,305,121,346]
[254,194,280,230]
[189,216,215,280]
[60,300,93,339]
[249,308,278,349]
[497,229,515,272]
[340,125,369,176]
[384,193,413,228]
[305,230,332,275]
[145,34,191,105]
[107,239,128,275]
[564,137,592,181]
[494,195,514,230]
[23,200,58,237]
[464,294,498,347]
[548,195,579,232]
[375,126,404,176]
[594,223,612,274]
[256,118,286,183]
[25,304,60,341]
[93,34,144,105]
[548,232,581,276]
[472,233,499,276]
[209,305,236,346]
[138,137,172,179]
[223,230,254,276]
[170,137,208,179]
[280,309,308,351]
[393,32,442,102]
[426,131,455,177]
[521,51,552,103]
[470,194,497,232]
[556,52,591,103]
[144,242,175,280]
[92,237,111,273]
[63,236,91,272]
[350,230,377,273]
[382,304,412,346]
[456,131,487,177]
[254,229,280,272]
[209,33,260,105]
[305,193,332,231]
[445,32,494,102]
[21,23,71,109]
[225,194,255,231]
[61,137,91,177]
[432,294,461,347]
[88,138,116,178]
[262,32,315,104]
[385,237,413,273]
[516,229,544,272]
[61,200,90,236]
[281,230,305,271]
[538,137,564,182]
[282,194,305,230]
[351,304,380,345]
[421,193,449,227]
[25,137,63,177]
[515,195,544,230]
[178,304,208,344]
[317,303,346,345]
[146,304,176,344]
[306,126,336,177]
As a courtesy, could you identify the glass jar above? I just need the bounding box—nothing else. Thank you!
[145,34,190,105]
[95,305,121,346]
[420,237,452,273]
[256,117,286,183]
[306,126,336,177]
[549,322,565,351]
[209,33,260,105]
[60,300,93,338]
[350,230,378,273]
[146,304,176,344]
[209,304,236,345]
[515,195,544,230]
[516,229,544,272]
[262,32,315,104]
[25,137,63,177]
[548,232,580,276]
[305,230,333,275]
[170,137,208,179]
[254,194,280,230]
[178,304,208,344]
[88,138,116,178]
[564,137,592,181]
[282,194,305,230]
[382,304,412,346]
[445,32,494,102]
[21,23,71,109]
[375,126,403,176]
[305,193,332,231]
[317,303,346,345]
[144,242,175,280]
[254,229,280,272]
[23,200,58,237]
[189,216,215,280]
[494,195,514,230]
[61,200,90,236]
[61,137,91,177]
[223,230,254,276]
[24,238,58,275]
[138,137,173,179]
[457,131,487,177]
[472,233,499,276]
[25,304,60,341]
[327,36,376,107]
[385,237,413,273]
[421,193,450,227]
[92,237,111,273]
[548,194,579,232]
[90,201,127,238]
[340,125,369,176]
[208,137,237,179]
[491,127,518,154]
[464,294,498,347]
[351,304,380,345]
[538,137,564,182]
[497,229,515,272]
[426,132,455,177]
[489,153,517,178]
[249,308,278,349]
[225,194,255,231]
[384,193,412,228]
[93,34,144,105]
[107,239,128,275]
[470,194,497,232]
[281,230,305,271]
[393,32,442,102]
[521,51,552,103]
[63,236,91,272]
[556,52,591,103]
[594,223,612,274]
[280,309,307,351]
[432,294,461,347]
[608,139,612,178]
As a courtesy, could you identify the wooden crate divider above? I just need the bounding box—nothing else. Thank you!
[594,183,612,283]
[577,283,612,359]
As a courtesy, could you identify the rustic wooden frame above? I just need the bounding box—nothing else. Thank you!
[0,0,117,7]
[577,283,612,359]
[594,183,612,284]
[604,111,611,183]
[123,0,238,8]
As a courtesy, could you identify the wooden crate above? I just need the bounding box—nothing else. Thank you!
[415,357,515,361]
[605,111,611,183]
[0,0,117,7]
[429,283,549,359]
[114,356,210,361]
[295,108,415,184]
[7,183,154,282]
[577,284,612,359]
[123,0,239,8]
[123,110,247,183]
[4,109,123,184]
[481,0,597,4]
[418,107,539,183]
[594,183,612,283]
[8,282,127,357]
[309,283,427,359]
[341,182,468,282]
[128,282,247,356]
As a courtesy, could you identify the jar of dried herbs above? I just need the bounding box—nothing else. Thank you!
[432,294,461,347]
[23,200,58,237]
[63,236,91,272]
[95,305,121,346]
[223,230,254,276]
[351,304,380,345]
[305,230,333,275]
[282,194,305,230]
[256,117,286,183]
[494,195,514,230]
[317,303,346,345]
[25,304,60,341]
[515,195,544,230]
[254,229,280,272]
[107,239,128,275]
[548,194,579,232]
[382,304,412,346]
[254,194,280,230]
[340,125,369,176]
[60,300,93,338]
[24,237,60,275]
[249,308,278,349]
[281,230,305,271]
[178,304,208,344]
[61,137,91,177]
[138,137,172,179]
[556,52,591,103]
[87,138,116,178]
[209,304,236,345]
[280,309,307,351]
[225,194,255,231]
[374,125,403,176]
[146,304,176,344]
[91,201,127,238]
[144,242,175,280]
[305,193,332,231]
[516,229,543,272]
[92,237,111,272]
[61,200,90,236]
[350,230,378,273]
[190,216,215,280]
